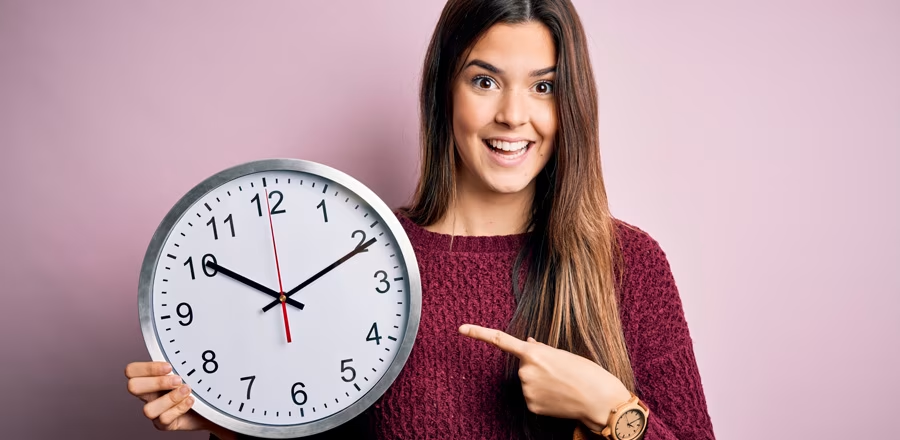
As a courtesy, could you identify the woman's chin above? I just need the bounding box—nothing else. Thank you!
[483,178,535,196]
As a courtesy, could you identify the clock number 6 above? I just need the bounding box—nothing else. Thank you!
[291,382,307,406]
[340,359,356,382]
[374,270,390,293]
[251,191,285,217]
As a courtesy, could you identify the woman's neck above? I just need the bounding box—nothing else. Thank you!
[425,177,534,237]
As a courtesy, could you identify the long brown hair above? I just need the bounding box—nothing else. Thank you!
[402,0,635,435]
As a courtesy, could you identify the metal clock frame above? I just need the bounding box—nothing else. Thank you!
[138,158,422,438]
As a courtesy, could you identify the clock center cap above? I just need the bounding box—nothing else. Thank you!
[279,293,286,303]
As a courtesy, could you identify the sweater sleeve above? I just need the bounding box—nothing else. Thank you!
[618,225,715,440]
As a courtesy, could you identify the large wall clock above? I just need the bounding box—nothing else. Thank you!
[138,158,421,438]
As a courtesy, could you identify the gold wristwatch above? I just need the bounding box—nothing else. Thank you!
[594,393,650,440]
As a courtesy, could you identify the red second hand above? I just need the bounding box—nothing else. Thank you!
[265,189,292,343]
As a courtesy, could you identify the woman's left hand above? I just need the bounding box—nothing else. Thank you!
[459,324,632,431]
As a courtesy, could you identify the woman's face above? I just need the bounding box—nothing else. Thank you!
[451,21,558,196]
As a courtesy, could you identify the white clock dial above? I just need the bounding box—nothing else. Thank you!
[139,160,421,438]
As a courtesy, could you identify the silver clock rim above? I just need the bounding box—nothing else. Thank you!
[137,158,422,438]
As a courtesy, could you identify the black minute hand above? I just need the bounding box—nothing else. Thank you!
[261,237,377,312]
[206,261,305,310]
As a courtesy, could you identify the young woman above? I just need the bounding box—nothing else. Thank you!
[125,1,715,438]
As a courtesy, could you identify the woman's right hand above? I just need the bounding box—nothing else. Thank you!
[125,361,234,437]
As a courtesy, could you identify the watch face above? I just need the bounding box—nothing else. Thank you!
[138,159,421,438]
[613,408,646,440]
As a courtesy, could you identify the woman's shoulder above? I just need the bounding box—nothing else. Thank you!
[612,219,690,361]
[613,218,671,267]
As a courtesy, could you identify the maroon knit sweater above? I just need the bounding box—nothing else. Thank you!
[230,216,715,439]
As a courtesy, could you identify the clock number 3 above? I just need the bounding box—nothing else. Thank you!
[251,191,285,217]
[374,270,390,293]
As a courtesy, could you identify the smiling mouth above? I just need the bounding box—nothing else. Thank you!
[483,139,532,157]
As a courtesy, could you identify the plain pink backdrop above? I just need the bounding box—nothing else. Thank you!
[1,1,898,438]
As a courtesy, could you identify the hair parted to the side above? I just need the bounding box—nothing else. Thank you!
[401,0,634,436]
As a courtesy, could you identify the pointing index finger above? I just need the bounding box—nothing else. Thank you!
[459,324,528,357]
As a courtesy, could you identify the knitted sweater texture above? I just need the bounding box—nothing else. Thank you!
[234,215,715,439]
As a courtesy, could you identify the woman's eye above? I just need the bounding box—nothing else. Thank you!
[474,76,496,89]
[534,81,553,94]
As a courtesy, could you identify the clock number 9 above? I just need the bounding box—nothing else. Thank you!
[202,350,218,374]
[374,270,390,293]
[176,303,192,326]
[291,382,307,406]
[340,359,356,382]
[184,254,217,280]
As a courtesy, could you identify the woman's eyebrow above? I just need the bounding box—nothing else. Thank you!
[464,59,556,77]
[466,59,501,74]
[529,66,557,77]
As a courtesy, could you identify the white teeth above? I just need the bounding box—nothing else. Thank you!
[488,139,529,151]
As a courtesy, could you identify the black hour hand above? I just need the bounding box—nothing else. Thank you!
[206,261,305,310]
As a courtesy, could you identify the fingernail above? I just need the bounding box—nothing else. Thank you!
[527,337,536,342]
[162,364,172,373]
[458,325,469,334]
[185,396,194,406]
[169,376,182,387]
[179,385,191,396]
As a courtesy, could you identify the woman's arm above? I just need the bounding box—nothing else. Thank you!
[617,225,716,439]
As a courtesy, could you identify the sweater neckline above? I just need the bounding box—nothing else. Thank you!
[397,215,527,254]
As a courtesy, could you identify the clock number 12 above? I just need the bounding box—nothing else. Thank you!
[251,191,286,216]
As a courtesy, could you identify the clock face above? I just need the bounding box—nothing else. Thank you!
[613,408,646,440]
[138,160,421,438]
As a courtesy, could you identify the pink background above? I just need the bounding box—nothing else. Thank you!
[1,1,898,438]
